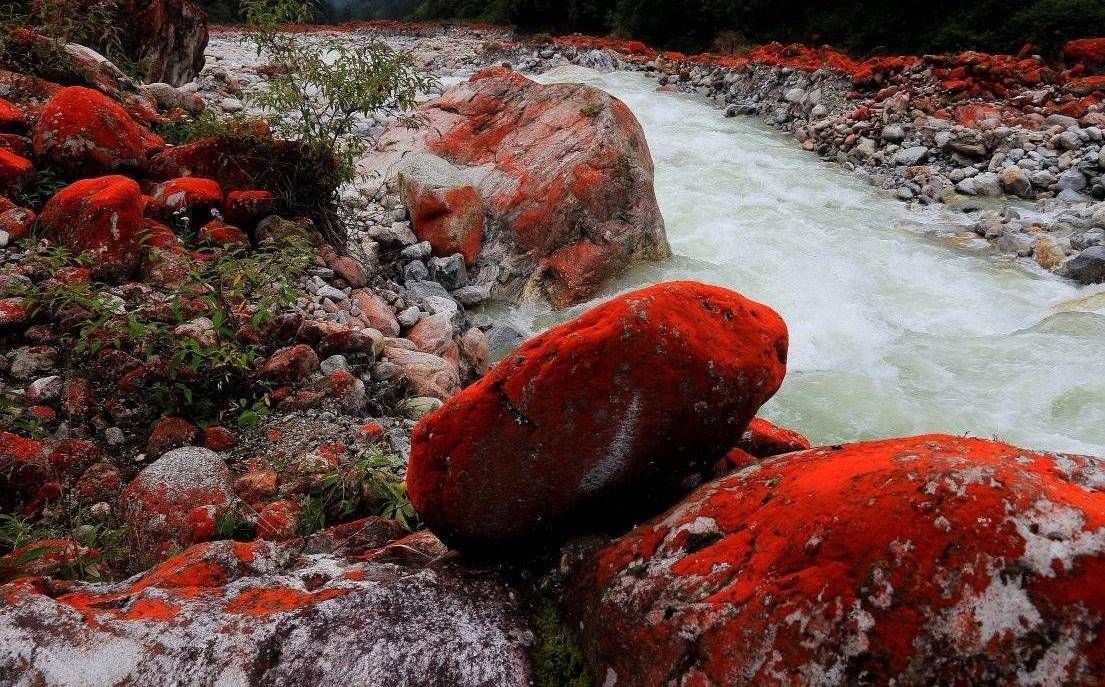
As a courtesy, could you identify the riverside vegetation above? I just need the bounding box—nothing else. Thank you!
[4,2,1105,685]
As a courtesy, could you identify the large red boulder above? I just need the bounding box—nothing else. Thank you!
[149,176,223,223]
[39,175,145,281]
[407,281,788,551]
[1065,38,1105,73]
[32,86,163,178]
[567,434,1105,686]
[378,67,670,307]
[0,529,533,685]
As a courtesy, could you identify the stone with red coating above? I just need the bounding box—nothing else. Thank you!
[351,289,399,337]
[0,532,533,685]
[0,298,29,328]
[0,98,25,132]
[257,499,300,540]
[0,539,98,582]
[39,175,145,281]
[259,344,320,384]
[378,68,670,306]
[223,189,274,229]
[567,434,1105,686]
[408,281,788,551]
[74,462,123,504]
[0,202,35,242]
[398,155,486,265]
[1065,38,1105,72]
[0,432,47,508]
[117,446,234,566]
[735,416,812,458]
[32,86,163,178]
[146,416,197,458]
[197,219,250,249]
[203,426,237,452]
[149,176,223,222]
[0,148,33,197]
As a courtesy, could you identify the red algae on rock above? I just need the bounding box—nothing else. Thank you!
[568,434,1105,686]
[408,281,788,552]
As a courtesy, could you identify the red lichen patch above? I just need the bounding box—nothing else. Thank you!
[538,239,628,309]
[0,202,35,242]
[149,176,223,222]
[119,596,181,621]
[0,148,33,197]
[44,439,101,479]
[408,281,788,552]
[39,175,145,281]
[568,434,1105,686]
[403,181,485,265]
[224,586,349,616]
[32,86,163,178]
[0,432,47,506]
[734,417,811,458]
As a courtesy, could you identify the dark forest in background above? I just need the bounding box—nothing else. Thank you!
[197,0,1105,58]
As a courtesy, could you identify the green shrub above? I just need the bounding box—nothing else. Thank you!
[299,445,419,534]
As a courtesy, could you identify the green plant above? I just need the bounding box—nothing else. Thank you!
[299,444,419,534]
[580,102,602,118]
[531,596,592,687]
[237,0,435,242]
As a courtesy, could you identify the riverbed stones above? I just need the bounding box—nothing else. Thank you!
[1065,245,1105,283]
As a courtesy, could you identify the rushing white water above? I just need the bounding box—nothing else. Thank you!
[496,68,1105,455]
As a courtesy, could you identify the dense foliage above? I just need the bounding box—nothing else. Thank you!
[197,0,1105,59]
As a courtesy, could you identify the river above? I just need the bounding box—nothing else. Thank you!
[492,68,1105,455]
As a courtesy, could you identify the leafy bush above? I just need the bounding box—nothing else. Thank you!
[299,445,419,534]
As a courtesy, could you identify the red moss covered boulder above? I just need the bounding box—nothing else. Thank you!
[39,175,145,281]
[149,176,223,222]
[32,86,163,178]
[0,98,25,132]
[567,434,1105,686]
[735,416,812,458]
[378,68,670,307]
[408,281,788,551]
[0,148,33,197]
[1065,38,1105,73]
[117,446,235,566]
[224,189,274,229]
